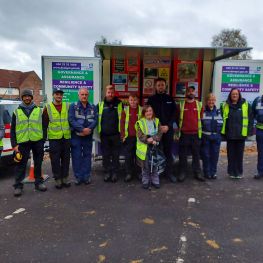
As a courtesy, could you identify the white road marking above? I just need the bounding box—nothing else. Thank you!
[176,235,187,263]
[4,208,26,220]
[188,198,196,203]
[13,208,26,214]
[4,215,13,220]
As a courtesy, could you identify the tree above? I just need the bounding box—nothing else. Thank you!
[211,29,251,59]
[95,35,122,45]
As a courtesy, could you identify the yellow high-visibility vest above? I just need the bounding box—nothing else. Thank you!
[46,102,71,139]
[135,117,159,161]
[15,107,43,143]
[178,100,202,139]
[97,101,122,134]
[221,101,248,136]
[124,106,142,139]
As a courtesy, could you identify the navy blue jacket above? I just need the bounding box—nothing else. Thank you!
[68,101,98,137]
[252,95,263,124]
[202,106,223,139]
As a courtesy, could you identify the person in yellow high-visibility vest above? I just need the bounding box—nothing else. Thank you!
[176,85,205,182]
[97,85,123,183]
[11,89,47,197]
[221,88,253,179]
[120,93,142,182]
[136,105,162,189]
[43,88,71,189]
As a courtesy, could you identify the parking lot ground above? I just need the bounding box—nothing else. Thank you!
[1,153,263,263]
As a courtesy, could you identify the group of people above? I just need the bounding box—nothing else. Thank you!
[1,76,263,196]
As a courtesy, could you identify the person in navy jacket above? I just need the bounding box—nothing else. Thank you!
[68,87,98,185]
[201,93,223,179]
[252,94,263,179]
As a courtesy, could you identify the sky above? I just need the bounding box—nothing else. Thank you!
[0,0,263,77]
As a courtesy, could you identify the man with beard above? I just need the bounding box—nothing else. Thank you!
[43,88,71,189]
[97,85,123,183]
[177,85,205,182]
[147,78,177,183]
[11,89,47,197]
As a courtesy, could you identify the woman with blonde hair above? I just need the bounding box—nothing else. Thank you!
[201,93,223,179]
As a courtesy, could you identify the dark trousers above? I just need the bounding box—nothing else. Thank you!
[179,133,201,173]
[161,130,174,175]
[201,135,221,177]
[101,134,121,174]
[123,136,137,174]
[14,140,44,189]
[49,138,70,180]
[227,139,245,176]
[256,129,263,175]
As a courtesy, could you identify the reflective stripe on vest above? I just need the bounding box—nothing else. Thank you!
[135,117,159,161]
[98,101,122,134]
[15,107,43,143]
[221,102,249,136]
[47,102,71,139]
[178,100,202,139]
[124,106,142,139]
[255,101,263,129]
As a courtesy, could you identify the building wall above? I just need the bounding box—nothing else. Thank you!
[20,73,43,106]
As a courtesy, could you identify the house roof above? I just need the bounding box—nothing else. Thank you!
[0,69,38,88]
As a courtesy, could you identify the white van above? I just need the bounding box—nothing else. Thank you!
[0,99,21,157]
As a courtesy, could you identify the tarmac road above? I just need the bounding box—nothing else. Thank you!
[0,153,263,263]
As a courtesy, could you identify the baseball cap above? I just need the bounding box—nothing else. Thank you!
[53,88,64,94]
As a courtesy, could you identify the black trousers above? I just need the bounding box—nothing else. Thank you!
[227,139,245,175]
[161,130,174,175]
[14,140,44,189]
[123,136,137,174]
[49,138,70,180]
[101,134,121,174]
[179,133,201,173]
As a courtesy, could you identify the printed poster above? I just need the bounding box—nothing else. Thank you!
[52,62,94,103]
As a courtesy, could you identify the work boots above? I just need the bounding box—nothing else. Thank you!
[35,183,47,192]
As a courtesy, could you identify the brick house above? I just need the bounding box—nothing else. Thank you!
[0,69,43,106]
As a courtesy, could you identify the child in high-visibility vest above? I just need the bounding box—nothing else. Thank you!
[136,105,162,189]
[120,93,142,182]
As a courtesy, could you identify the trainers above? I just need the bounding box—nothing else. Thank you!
[177,172,186,182]
[194,172,205,182]
[211,174,217,179]
[111,174,118,183]
[62,178,71,187]
[167,174,177,184]
[104,173,111,182]
[236,174,243,179]
[84,177,91,185]
[152,183,160,189]
[35,183,47,192]
[142,183,149,189]
[55,179,62,189]
[254,174,262,179]
[14,188,22,197]
[124,174,132,182]
[75,179,82,186]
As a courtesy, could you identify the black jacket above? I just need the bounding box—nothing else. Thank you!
[223,98,253,140]
[98,97,122,136]
[11,105,45,147]
[147,93,177,129]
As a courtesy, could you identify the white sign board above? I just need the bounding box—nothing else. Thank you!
[213,60,263,106]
